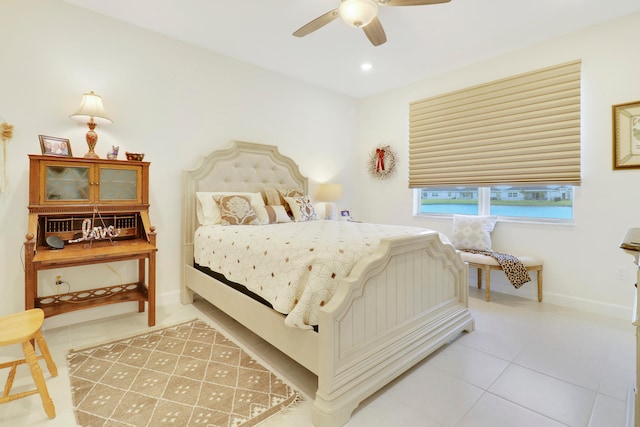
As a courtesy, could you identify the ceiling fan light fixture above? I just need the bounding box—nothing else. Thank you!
[338,0,379,28]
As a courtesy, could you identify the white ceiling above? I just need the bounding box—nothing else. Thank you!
[63,0,640,99]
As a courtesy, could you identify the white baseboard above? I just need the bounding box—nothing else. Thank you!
[542,291,633,321]
[468,276,633,321]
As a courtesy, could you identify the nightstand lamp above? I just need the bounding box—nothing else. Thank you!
[70,91,112,159]
[316,183,343,220]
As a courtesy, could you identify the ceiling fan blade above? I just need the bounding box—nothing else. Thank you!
[385,0,451,5]
[363,17,387,46]
[293,9,339,37]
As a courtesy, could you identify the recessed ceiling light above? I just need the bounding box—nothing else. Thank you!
[361,63,372,71]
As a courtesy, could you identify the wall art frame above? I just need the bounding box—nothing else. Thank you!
[613,100,640,169]
[339,209,351,221]
[39,135,72,157]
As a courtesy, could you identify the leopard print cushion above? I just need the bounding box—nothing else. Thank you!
[462,249,531,288]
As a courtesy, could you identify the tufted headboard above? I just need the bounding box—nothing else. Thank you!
[181,141,308,247]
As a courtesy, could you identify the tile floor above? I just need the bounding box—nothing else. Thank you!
[0,287,636,426]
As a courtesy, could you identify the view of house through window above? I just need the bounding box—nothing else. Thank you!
[418,186,573,220]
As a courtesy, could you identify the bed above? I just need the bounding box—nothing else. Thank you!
[181,141,474,427]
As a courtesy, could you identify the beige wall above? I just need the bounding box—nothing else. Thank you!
[0,0,358,326]
[355,12,640,319]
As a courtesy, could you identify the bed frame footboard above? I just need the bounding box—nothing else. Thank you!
[181,141,474,427]
[313,232,474,427]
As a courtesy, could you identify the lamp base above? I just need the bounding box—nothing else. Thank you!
[84,127,100,159]
[325,203,337,220]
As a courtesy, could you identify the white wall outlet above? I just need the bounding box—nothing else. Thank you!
[55,274,63,285]
[616,266,626,281]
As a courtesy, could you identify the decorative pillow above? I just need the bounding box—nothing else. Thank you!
[277,188,304,216]
[254,205,291,224]
[263,188,285,206]
[284,196,318,222]
[196,191,264,225]
[278,188,304,197]
[451,215,498,251]
[214,195,260,225]
[252,204,270,225]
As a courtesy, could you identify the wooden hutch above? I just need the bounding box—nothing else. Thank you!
[24,155,157,326]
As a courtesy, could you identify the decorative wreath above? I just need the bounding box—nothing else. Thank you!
[368,144,396,179]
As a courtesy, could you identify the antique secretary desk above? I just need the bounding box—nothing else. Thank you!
[24,155,157,326]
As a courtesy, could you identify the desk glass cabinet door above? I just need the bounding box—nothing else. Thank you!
[44,164,90,202]
[43,163,141,204]
[98,166,139,201]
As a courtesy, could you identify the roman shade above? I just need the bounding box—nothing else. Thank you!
[409,60,581,188]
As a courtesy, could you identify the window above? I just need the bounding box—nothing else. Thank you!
[409,61,580,223]
[418,186,573,221]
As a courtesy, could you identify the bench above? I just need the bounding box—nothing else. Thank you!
[459,251,543,302]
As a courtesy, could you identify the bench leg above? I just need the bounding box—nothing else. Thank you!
[484,267,491,302]
[474,266,491,301]
[537,268,543,302]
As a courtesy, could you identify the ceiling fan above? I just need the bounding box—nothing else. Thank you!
[292,0,451,47]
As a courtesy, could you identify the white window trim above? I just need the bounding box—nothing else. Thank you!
[413,187,575,225]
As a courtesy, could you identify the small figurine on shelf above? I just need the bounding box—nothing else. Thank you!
[106,145,119,160]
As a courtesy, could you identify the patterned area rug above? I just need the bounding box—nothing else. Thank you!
[67,319,302,426]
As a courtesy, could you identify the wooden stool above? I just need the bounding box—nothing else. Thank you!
[0,308,57,418]
[459,252,543,302]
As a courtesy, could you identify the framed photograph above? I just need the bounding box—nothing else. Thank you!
[339,209,351,221]
[39,135,72,157]
[613,100,640,169]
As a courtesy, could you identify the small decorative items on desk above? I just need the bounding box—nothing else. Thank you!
[106,145,119,160]
[68,218,120,246]
[39,135,72,157]
[125,152,145,161]
[69,206,120,248]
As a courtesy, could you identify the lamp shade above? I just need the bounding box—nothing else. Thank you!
[338,0,379,28]
[69,91,112,125]
[316,183,344,202]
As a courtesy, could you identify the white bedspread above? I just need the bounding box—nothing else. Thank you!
[194,220,448,329]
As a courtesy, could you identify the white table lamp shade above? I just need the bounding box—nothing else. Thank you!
[316,183,343,220]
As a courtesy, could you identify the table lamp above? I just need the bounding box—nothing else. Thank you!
[316,183,343,220]
[69,91,112,158]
